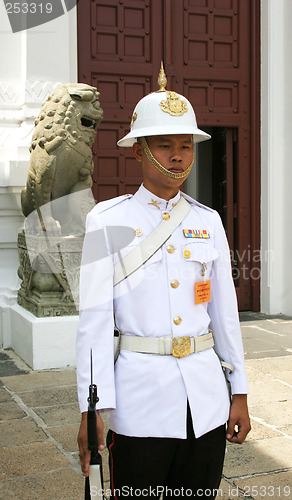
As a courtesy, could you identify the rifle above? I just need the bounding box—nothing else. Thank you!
[85,349,104,500]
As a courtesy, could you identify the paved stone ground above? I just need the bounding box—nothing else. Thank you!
[0,314,291,499]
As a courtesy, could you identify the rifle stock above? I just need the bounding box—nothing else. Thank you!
[85,351,104,500]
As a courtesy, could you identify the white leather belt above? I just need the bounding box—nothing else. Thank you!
[120,331,214,359]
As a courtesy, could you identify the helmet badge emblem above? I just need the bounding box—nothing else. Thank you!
[160,91,188,117]
[130,112,137,128]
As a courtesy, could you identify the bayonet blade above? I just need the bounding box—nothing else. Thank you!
[90,348,93,386]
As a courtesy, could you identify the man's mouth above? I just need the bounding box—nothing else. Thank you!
[168,167,184,173]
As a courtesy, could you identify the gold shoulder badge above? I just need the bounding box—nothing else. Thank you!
[160,91,188,116]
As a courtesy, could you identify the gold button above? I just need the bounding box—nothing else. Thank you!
[173,316,182,325]
[183,248,191,259]
[171,280,179,289]
[167,245,175,254]
[162,212,170,221]
[135,228,143,237]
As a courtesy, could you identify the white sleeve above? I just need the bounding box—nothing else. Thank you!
[208,211,249,395]
[76,209,115,413]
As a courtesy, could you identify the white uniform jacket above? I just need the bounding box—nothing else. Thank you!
[76,184,249,439]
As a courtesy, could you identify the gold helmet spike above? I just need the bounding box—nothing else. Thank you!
[157,62,167,92]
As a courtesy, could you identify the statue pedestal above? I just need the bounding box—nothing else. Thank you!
[10,304,78,370]
[17,231,83,318]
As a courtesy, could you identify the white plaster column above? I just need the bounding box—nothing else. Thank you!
[261,0,292,315]
[0,3,78,347]
[282,0,292,315]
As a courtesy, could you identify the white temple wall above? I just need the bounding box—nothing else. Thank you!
[260,0,292,315]
[0,3,78,348]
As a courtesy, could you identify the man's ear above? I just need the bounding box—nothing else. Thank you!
[132,142,143,163]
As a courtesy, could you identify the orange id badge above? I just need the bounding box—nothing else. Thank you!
[195,280,211,304]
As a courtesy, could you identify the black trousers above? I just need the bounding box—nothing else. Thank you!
[107,405,226,499]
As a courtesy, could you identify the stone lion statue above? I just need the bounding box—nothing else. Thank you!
[21,83,103,234]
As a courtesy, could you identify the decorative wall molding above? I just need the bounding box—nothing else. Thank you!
[25,81,63,104]
[0,81,63,107]
[0,126,32,153]
[0,83,19,106]
[0,80,62,150]
[0,128,18,148]
[0,80,62,124]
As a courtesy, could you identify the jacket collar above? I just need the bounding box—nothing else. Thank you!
[134,184,181,211]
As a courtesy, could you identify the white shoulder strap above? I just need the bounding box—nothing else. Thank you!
[114,196,191,286]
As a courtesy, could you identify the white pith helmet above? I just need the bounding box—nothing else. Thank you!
[117,63,211,147]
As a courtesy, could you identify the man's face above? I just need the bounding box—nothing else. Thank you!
[133,134,194,195]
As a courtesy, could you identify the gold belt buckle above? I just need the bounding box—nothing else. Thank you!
[172,336,191,359]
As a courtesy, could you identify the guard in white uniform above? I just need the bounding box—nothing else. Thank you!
[77,65,251,499]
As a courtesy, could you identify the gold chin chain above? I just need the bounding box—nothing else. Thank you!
[140,137,194,180]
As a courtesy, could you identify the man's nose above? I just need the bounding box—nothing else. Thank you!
[170,149,182,162]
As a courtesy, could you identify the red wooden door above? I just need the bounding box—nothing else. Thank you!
[77,0,260,311]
